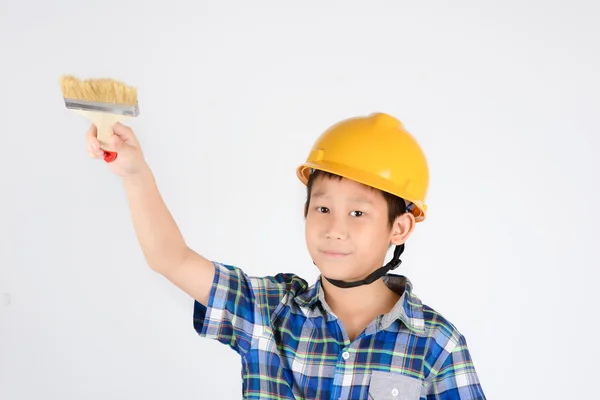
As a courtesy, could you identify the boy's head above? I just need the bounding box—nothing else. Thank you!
[303,169,415,285]
[296,112,429,288]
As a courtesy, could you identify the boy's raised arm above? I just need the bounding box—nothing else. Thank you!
[121,167,215,305]
[86,123,215,306]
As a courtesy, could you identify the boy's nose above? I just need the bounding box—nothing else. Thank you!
[325,216,348,240]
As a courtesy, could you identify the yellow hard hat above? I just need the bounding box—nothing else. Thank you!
[296,112,429,222]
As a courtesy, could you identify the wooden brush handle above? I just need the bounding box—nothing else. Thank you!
[73,109,131,160]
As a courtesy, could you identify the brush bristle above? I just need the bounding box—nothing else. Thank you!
[59,75,138,105]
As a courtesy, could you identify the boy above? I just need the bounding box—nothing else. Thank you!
[86,112,486,399]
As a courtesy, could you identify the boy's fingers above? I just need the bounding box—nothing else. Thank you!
[85,126,104,158]
[86,124,98,139]
[87,137,100,153]
[88,149,102,159]
[86,141,103,158]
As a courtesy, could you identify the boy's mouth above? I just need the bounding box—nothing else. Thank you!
[321,250,350,258]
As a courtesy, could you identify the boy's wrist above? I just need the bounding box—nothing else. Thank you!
[121,163,153,187]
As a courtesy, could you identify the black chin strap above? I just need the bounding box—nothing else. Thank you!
[324,244,405,289]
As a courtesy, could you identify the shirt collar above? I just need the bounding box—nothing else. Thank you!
[294,274,426,336]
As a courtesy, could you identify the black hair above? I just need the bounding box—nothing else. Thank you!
[303,170,407,229]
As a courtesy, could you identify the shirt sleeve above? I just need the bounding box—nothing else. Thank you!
[192,261,304,356]
[425,334,487,399]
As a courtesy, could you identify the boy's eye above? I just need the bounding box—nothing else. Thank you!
[351,211,364,217]
[317,207,329,213]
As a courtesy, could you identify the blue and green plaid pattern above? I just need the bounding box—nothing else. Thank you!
[193,262,486,399]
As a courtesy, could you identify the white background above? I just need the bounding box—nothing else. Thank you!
[1,1,599,399]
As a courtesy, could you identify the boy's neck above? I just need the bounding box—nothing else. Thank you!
[320,275,402,321]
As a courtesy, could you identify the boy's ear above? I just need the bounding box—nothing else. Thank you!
[390,212,416,246]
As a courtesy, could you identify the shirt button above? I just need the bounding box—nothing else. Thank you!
[342,351,350,360]
[392,388,399,397]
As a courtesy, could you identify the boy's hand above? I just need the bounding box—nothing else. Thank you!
[86,122,148,177]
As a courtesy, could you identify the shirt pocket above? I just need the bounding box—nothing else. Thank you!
[367,370,422,400]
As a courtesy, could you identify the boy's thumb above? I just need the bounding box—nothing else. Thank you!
[111,122,136,143]
[111,133,125,150]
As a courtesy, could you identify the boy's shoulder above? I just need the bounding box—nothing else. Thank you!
[379,274,469,347]
[420,302,467,352]
[390,274,470,357]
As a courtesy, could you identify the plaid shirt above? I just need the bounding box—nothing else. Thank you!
[193,262,486,399]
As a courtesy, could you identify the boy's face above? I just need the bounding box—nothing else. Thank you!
[305,175,413,282]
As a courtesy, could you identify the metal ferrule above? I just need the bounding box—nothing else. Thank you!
[64,98,139,117]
